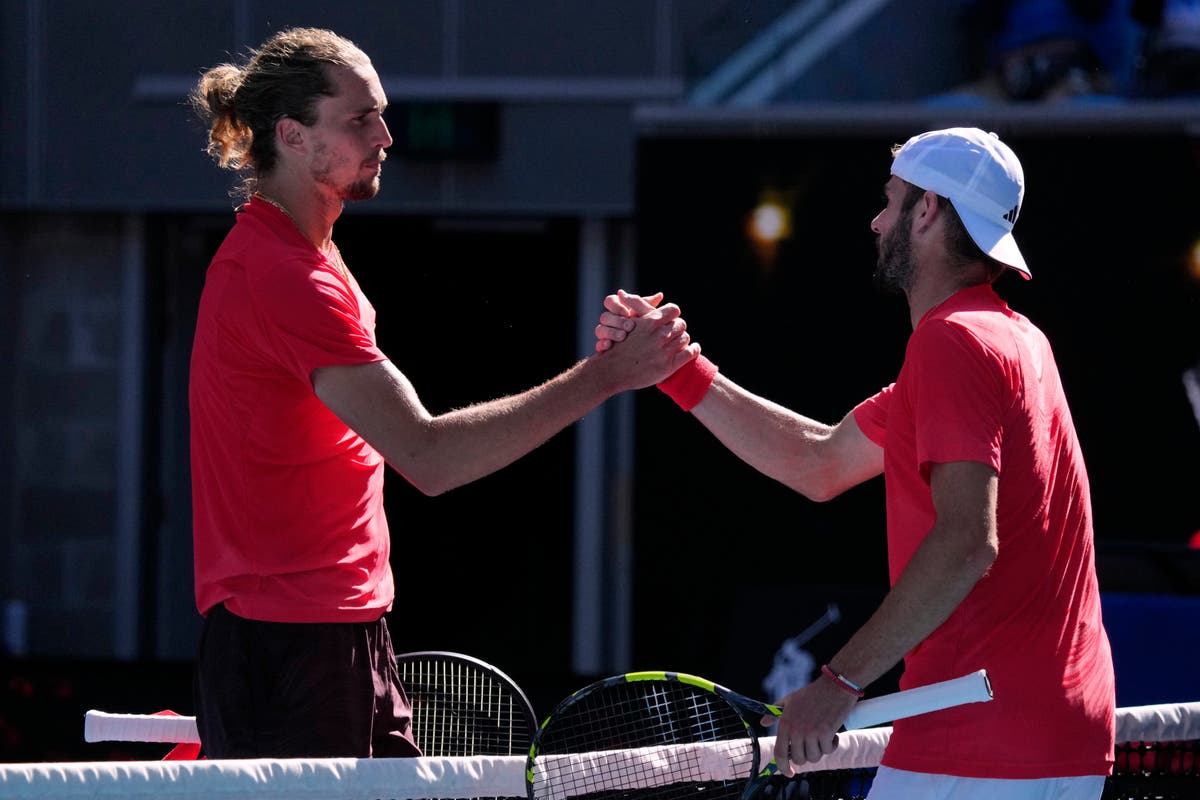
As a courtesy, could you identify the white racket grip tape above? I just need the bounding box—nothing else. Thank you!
[81,670,992,745]
[843,668,993,730]
[84,710,201,744]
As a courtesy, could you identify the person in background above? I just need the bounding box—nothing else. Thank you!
[940,0,1140,102]
[1131,0,1200,97]
[598,128,1115,799]
[187,26,697,759]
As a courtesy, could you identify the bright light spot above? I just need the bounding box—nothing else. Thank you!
[748,200,791,246]
[745,190,794,271]
[1190,238,1200,281]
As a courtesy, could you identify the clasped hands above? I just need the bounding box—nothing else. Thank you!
[594,289,695,354]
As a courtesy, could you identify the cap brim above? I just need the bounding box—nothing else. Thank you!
[957,209,1031,280]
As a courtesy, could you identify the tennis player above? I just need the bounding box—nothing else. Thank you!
[187,27,697,759]
[599,128,1115,799]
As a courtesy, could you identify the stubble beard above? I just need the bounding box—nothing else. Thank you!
[342,177,381,202]
[312,146,383,202]
[872,212,916,296]
[315,168,380,202]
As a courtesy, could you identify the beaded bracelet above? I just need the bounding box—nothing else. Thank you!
[821,664,865,698]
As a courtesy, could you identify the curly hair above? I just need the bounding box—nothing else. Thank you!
[189,28,369,196]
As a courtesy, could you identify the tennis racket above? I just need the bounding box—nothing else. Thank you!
[85,650,539,757]
[525,668,992,800]
[397,650,537,758]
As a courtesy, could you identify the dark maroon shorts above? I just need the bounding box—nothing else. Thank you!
[194,603,421,758]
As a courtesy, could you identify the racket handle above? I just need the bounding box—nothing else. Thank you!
[84,710,201,744]
[843,669,993,730]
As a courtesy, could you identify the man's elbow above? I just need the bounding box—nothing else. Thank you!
[385,450,458,497]
[796,481,843,503]
[968,532,1000,575]
[397,471,456,497]
[409,477,450,497]
[785,463,856,503]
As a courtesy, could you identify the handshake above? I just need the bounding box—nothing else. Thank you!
[591,289,718,411]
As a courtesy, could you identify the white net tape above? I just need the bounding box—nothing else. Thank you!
[1115,701,1200,744]
[0,734,882,800]
[0,754,519,800]
[1,702,1195,799]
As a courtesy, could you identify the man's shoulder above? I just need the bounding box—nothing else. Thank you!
[216,208,321,278]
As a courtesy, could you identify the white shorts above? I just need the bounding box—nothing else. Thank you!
[867,766,1106,800]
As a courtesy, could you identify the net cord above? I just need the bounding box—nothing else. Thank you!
[4,701,1192,799]
[0,734,881,800]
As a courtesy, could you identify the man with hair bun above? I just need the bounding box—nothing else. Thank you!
[188,27,698,759]
[599,128,1116,799]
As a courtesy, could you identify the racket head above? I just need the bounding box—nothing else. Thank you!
[526,671,772,800]
[396,650,537,757]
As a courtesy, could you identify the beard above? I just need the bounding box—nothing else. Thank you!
[342,176,381,201]
[312,145,384,202]
[872,210,916,295]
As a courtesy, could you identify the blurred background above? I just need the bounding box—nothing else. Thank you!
[2,0,1198,761]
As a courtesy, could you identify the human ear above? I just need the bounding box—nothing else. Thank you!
[275,117,305,153]
[914,190,940,231]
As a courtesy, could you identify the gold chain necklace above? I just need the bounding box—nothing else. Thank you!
[253,192,350,284]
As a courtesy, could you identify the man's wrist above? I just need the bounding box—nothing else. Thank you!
[657,355,718,411]
[820,664,866,698]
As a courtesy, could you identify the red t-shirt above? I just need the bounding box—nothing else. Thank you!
[853,284,1114,779]
[189,198,393,623]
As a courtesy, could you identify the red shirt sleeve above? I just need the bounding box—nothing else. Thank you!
[852,383,893,447]
[255,257,385,383]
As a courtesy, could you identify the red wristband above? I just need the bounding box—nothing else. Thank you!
[821,664,865,698]
[656,355,718,411]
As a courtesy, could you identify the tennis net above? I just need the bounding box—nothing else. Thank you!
[0,701,1195,799]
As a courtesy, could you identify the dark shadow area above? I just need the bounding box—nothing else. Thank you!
[0,657,192,763]
[631,127,1200,694]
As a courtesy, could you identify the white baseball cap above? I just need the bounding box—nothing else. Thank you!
[891,127,1030,279]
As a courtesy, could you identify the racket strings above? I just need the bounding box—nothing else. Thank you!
[399,657,533,758]
[530,681,758,800]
